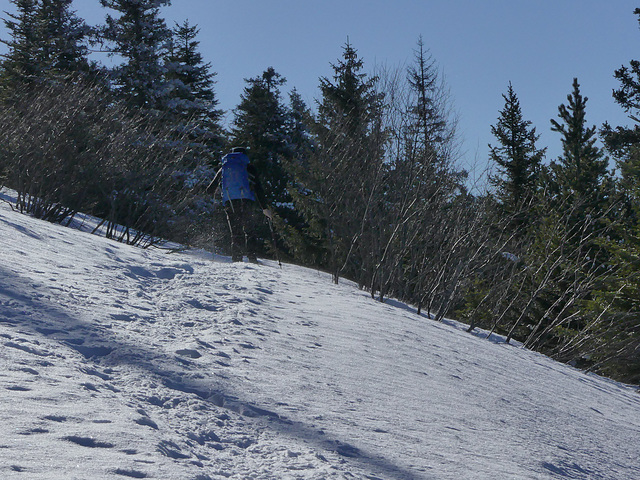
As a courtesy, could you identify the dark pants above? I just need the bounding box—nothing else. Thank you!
[224,199,261,261]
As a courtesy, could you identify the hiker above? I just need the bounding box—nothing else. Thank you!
[210,147,272,262]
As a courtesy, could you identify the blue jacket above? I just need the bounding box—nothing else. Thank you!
[220,152,256,203]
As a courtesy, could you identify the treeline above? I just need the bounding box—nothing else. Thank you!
[1,1,639,384]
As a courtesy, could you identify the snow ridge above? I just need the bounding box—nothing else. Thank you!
[1,199,639,479]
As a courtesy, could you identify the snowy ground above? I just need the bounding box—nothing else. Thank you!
[1,193,639,480]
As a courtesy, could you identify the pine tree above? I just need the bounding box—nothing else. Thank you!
[0,0,39,90]
[230,67,290,206]
[489,83,546,221]
[286,88,314,161]
[0,0,91,94]
[601,8,640,227]
[388,37,467,313]
[35,0,91,75]
[99,0,172,110]
[318,40,384,142]
[290,41,386,283]
[550,78,609,215]
[406,36,450,164]
[271,88,318,261]
[515,78,613,360]
[602,8,640,155]
[165,20,225,162]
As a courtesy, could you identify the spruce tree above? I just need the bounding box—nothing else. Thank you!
[165,20,225,162]
[391,38,467,313]
[550,78,609,216]
[517,78,612,360]
[602,8,640,154]
[291,41,386,283]
[99,0,172,110]
[489,83,546,221]
[35,0,91,75]
[601,9,640,227]
[0,0,39,91]
[286,88,314,161]
[0,0,91,94]
[587,9,640,379]
[406,36,449,164]
[318,40,384,141]
[230,67,290,206]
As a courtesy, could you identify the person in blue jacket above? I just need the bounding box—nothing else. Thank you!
[211,147,272,262]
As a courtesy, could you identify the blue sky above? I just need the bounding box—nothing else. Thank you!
[2,0,639,173]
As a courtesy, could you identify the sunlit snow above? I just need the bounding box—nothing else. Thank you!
[1,190,639,479]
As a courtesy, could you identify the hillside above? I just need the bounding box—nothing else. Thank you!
[1,192,639,480]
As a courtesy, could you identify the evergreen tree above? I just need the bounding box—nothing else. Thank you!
[550,78,609,216]
[230,67,290,206]
[406,36,450,165]
[35,0,91,75]
[286,88,314,161]
[602,8,640,155]
[0,0,91,94]
[489,83,546,221]
[271,88,319,262]
[516,78,612,361]
[387,37,467,313]
[290,41,386,283]
[582,192,640,384]
[165,20,225,162]
[0,0,39,91]
[601,8,640,227]
[318,40,384,142]
[99,0,172,110]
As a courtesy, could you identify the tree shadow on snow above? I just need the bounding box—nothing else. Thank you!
[0,265,433,480]
[383,297,518,346]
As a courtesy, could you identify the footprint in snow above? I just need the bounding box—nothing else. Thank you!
[81,382,99,392]
[113,468,147,478]
[195,339,217,350]
[134,416,158,430]
[186,299,221,311]
[6,385,31,391]
[79,366,113,381]
[43,415,67,422]
[63,435,114,448]
[19,367,39,375]
[66,343,114,359]
[111,313,137,322]
[19,427,49,435]
[175,348,201,359]
[157,440,190,459]
[5,341,49,357]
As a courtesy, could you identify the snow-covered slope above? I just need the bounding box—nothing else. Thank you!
[1,195,639,480]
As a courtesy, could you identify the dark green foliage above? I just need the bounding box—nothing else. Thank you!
[458,78,623,381]
[549,78,610,216]
[165,20,225,162]
[99,0,172,110]
[489,83,545,223]
[0,0,39,87]
[0,0,92,96]
[406,36,451,165]
[374,38,467,314]
[318,41,384,137]
[230,67,290,206]
[602,8,640,155]
[289,41,386,283]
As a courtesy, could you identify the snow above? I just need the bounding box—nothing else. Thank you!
[1,192,639,480]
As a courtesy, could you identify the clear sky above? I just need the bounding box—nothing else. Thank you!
[2,0,639,174]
